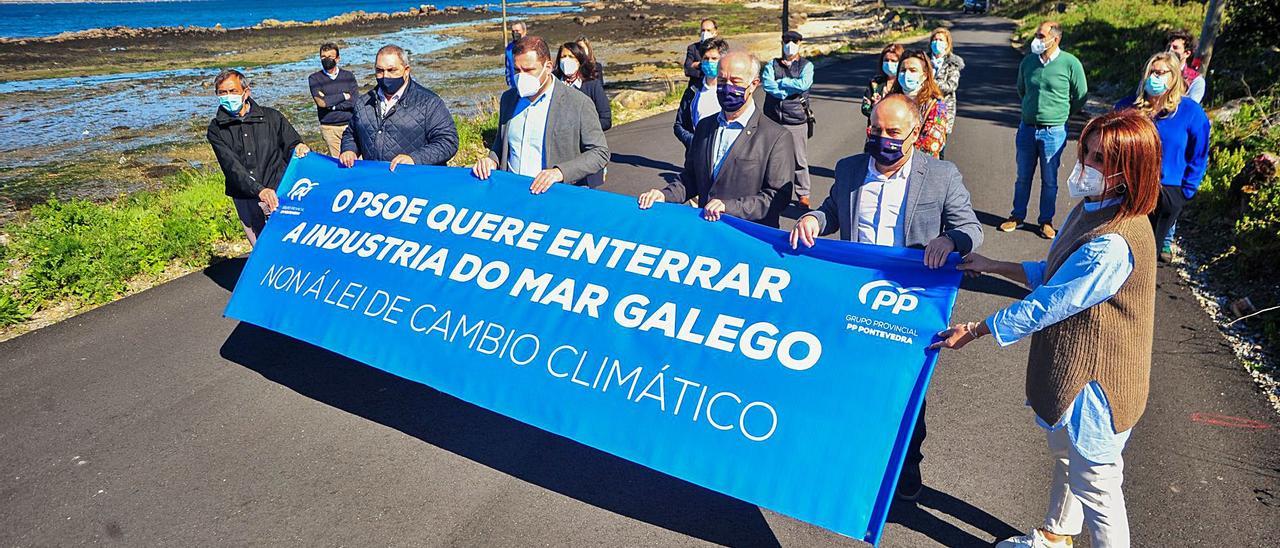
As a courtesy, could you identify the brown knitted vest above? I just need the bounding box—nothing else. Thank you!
[1026,201,1157,433]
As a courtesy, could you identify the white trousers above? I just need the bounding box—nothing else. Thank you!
[1042,426,1130,547]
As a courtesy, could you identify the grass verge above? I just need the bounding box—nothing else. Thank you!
[1029,0,1279,361]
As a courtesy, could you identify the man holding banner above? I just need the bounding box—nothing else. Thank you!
[472,36,610,192]
[790,94,982,500]
[637,51,796,228]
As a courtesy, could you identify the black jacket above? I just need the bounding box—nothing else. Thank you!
[683,41,703,80]
[660,107,795,227]
[206,99,302,200]
[340,79,459,165]
[673,81,716,148]
[571,77,612,131]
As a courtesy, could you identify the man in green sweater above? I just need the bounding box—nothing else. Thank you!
[1000,21,1087,239]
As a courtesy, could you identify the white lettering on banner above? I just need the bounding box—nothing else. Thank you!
[857,280,922,315]
[613,294,822,371]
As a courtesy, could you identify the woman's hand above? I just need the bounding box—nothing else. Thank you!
[958,253,998,278]
[928,321,988,351]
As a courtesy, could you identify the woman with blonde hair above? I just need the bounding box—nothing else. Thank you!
[890,49,949,158]
[930,110,1163,548]
[1114,51,1210,263]
[929,27,965,136]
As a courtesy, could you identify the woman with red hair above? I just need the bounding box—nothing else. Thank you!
[930,110,1162,548]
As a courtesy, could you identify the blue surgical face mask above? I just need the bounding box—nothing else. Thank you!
[701,60,719,79]
[218,93,244,114]
[882,61,898,77]
[1144,73,1169,96]
[898,71,922,94]
[931,40,947,56]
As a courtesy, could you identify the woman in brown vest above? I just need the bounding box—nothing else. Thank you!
[929,110,1161,548]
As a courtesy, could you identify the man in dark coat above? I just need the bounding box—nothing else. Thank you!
[639,51,795,228]
[206,69,309,246]
[339,44,459,171]
[683,18,718,84]
[673,37,727,149]
[307,42,360,156]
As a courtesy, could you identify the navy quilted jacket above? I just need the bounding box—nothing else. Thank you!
[340,80,459,165]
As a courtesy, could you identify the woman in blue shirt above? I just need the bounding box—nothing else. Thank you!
[930,111,1163,548]
[1115,51,1211,263]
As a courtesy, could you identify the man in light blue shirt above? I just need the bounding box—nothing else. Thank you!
[506,79,553,177]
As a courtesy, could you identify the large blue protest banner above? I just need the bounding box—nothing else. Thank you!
[224,154,960,544]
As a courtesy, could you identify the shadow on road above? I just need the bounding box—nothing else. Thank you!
[218,323,784,547]
[204,257,247,293]
[888,486,1022,546]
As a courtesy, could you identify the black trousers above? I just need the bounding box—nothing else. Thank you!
[901,399,927,481]
[1150,185,1190,248]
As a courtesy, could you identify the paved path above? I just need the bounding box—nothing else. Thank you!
[2,8,1277,547]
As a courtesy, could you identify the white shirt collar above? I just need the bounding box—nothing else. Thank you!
[867,151,915,183]
[1040,48,1061,65]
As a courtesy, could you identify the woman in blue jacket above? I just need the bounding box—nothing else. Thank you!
[1115,51,1211,263]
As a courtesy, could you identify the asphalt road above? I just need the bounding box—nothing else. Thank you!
[2,8,1278,548]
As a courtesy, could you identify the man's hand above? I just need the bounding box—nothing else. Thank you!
[530,168,564,194]
[472,157,498,180]
[389,154,414,172]
[702,199,726,221]
[790,214,820,249]
[258,188,279,214]
[923,235,956,269]
[928,321,987,351]
[339,151,357,168]
[638,189,665,209]
[294,143,311,158]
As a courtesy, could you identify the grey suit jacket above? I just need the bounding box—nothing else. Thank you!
[807,152,983,255]
[488,79,610,185]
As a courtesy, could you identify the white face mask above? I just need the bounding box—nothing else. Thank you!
[1030,38,1048,55]
[559,57,580,77]
[700,30,714,41]
[783,42,799,56]
[1067,162,1117,198]
[515,66,546,98]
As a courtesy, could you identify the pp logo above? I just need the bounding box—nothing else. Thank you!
[858,280,923,315]
[286,178,318,201]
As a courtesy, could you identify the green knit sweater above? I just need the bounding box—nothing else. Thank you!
[1016,50,1088,126]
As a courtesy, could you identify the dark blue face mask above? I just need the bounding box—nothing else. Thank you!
[716,81,749,112]
[377,75,407,96]
[864,131,913,165]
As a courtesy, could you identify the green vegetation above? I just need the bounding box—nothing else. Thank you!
[1013,0,1203,99]
[0,169,240,326]
[1026,0,1280,356]
[0,110,500,329]
[912,0,963,9]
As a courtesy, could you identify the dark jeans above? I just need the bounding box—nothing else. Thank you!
[1151,186,1189,250]
[900,399,927,483]
[1012,122,1067,224]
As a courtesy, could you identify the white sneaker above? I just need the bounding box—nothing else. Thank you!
[995,528,1073,548]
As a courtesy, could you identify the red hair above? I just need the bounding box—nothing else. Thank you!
[1079,111,1162,219]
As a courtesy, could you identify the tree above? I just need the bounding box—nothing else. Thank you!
[1196,0,1226,73]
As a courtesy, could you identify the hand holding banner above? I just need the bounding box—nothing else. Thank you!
[225,155,961,544]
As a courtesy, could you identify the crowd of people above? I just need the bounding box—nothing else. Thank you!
[204,15,1212,547]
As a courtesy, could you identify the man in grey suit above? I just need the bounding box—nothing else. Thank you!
[472,36,609,193]
[790,93,982,501]
[637,51,795,227]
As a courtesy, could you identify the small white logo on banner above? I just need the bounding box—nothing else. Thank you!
[287,178,318,201]
[857,280,923,315]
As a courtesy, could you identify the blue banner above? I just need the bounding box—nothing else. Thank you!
[225,154,961,544]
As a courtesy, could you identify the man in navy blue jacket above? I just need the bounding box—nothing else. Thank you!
[308,43,360,156]
[339,45,459,171]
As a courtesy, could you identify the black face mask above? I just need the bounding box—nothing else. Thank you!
[377,75,407,96]
[321,58,337,71]
[864,131,913,165]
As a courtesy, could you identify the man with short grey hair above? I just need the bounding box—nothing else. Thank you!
[206,69,310,246]
[340,44,459,171]
[638,50,794,228]
[790,94,982,501]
